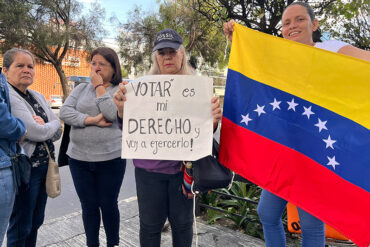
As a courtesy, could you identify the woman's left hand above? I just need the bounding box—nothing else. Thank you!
[33,115,45,125]
[211,96,222,130]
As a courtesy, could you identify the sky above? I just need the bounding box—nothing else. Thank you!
[79,0,159,47]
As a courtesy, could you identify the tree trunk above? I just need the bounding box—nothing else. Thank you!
[54,63,69,102]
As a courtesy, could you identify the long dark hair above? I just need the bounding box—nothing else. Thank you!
[285,1,322,42]
[91,47,122,85]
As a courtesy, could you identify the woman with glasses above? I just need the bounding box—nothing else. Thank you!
[60,47,126,247]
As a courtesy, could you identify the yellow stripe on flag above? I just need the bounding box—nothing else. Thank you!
[228,23,370,129]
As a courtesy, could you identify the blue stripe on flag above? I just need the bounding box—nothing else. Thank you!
[224,69,370,192]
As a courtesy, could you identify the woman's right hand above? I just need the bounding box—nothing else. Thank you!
[84,113,112,127]
[32,115,45,125]
[113,81,129,119]
[90,70,104,88]
[223,19,235,43]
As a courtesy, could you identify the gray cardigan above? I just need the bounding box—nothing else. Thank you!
[8,84,62,157]
[59,83,122,162]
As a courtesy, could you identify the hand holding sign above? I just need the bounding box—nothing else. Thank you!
[113,81,129,119]
[121,75,213,160]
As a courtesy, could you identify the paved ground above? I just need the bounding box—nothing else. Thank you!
[2,196,354,247]
[35,196,265,247]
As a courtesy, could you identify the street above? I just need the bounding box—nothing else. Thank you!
[45,108,219,220]
[45,109,137,220]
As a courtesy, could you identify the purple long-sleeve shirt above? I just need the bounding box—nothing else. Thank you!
[117,115,181,174]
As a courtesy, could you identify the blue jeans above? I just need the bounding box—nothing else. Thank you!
[135,167,193,247]
[0,167,15,245]
[69,157,126,247]
[7,165,48,247]
[257,190,325,247]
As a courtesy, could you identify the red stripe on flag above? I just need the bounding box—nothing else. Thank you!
[219,117,370,247]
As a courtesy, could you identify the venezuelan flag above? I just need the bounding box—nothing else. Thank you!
[219,23,370,247]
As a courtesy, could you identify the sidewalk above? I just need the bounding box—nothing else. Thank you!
[35,196,265,247]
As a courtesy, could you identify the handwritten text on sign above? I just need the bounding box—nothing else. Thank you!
[121,75,213,160]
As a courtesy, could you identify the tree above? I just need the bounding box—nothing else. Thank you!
[116,7,160,75]
[193,0,369,49]
[159,1,229,69]
[321,0,369,50]
[0,0,106,99]
[117,0,228,75]
[194,0,341,36]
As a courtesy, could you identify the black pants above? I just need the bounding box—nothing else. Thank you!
[7,165,48,247]
[69,157,126,247]
[135,167,193,247]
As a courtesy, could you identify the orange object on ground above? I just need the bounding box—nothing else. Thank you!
[287,203,349,241]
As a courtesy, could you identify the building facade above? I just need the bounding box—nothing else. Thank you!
[0,49,90,101]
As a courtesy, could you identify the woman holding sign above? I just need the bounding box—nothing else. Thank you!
[223,2,370,247]
[60,47,126,247]
[114,28,222,247]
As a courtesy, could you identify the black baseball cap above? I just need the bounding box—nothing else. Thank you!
[152,28,183,53]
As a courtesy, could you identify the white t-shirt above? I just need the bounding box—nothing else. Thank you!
[314,40,349,53]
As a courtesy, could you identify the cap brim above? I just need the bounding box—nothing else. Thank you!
[152,42,181,53]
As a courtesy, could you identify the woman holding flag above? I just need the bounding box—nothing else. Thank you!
[223,1,369,247]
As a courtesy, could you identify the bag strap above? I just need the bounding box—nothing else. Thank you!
[227,172,236,190]
[0,142,23,194]
[43,142,53,161]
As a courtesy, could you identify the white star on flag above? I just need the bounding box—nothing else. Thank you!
[327,156,339,170]
[302,106,315,119]
[315,118,328,132]
[270,98,281,111]
[323,135,336,149]
[254,104,266,116]
[240,114,252,126]
[287,98,299,111]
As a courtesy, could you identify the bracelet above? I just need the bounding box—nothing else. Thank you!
[94,83,104,90]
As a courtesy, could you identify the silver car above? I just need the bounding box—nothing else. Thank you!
[49,95,63,108]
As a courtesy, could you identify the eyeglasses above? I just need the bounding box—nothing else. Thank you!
[157,49,178,57]
[91,61,110,68]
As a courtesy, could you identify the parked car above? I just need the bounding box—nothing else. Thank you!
[49,95,63,108]
[68,76,91,89]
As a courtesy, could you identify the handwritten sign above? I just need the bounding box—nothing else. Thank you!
[121,75,213,160]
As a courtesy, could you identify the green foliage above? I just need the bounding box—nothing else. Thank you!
[116,0,229,75]
[194,0,369,49]
[194,0,297,36]
[320,0,369,50]
[121,66,129,78]
[0,0,106,98]
[116,7,160,75]
[199,182,264,239]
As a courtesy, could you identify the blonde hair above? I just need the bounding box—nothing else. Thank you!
[148,45,194,75]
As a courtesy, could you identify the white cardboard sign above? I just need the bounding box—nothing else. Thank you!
[121,75,213,160]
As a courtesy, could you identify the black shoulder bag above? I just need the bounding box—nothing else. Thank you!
[191,138,234,194]
[58,123,70,167]
[0,142,32,193]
